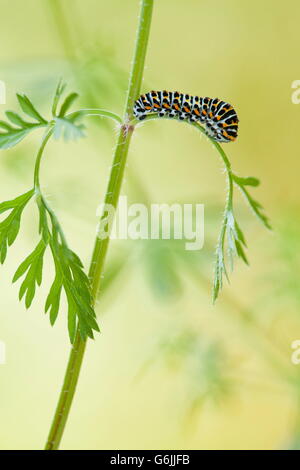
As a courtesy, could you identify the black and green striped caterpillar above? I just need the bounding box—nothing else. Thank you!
[133,90,239,143]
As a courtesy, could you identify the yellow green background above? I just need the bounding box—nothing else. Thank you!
[0,0,299,450]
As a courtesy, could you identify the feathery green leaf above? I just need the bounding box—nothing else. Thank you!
[0,189,34,263]
[52,79,67,117]
[14,240,46,308]
[5,111,32,128]
[53,117,85,141]
[0,128,38,149]
[58,92,79,117]
[17,94,47,124]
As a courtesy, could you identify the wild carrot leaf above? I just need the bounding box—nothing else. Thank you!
[16,94,47,124]
[58,92,79,117]
[0,128,40,150]
[0,99,47,149]
[0,189,34,263]
[45,272,63,326]
[52,80,67,117]
[0,121,14,131]
[5,111,33,128]
[35,195,99,342]
[232,175,260,187]
[48,237,99,341]
[0,84,85,150]
[53,117,85,141]
[0,83,101,342]
[238,184,271,229]
[13,240,46,308]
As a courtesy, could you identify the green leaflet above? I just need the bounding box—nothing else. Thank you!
[0,127,40,150]
[45,273,62,327]
[232,175,260,187]
[52,79,67,117]
[212,199,249,302]
[42,196,100,342]
[238,185,271,230]
[226,210,248,269]
[17,94,48,124]
[0,189,34,264]
[5,111,33,128]
[51,83,85,141]
[13,240,46,308]
[58,92,79,117]
[0,82,86,150]
[53,117,85,141]
[0,95,47,149]
[212,170,270,302]
[47,235,100,342]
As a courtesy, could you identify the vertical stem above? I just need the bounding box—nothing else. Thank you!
[34,127,54,191]
[45,0,154,450]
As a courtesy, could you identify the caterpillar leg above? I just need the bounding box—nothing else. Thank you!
[168,109,178,118]
[179,111,190,121]
[158,108,169,117]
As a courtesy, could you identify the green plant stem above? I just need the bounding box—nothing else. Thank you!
[34,126,54,191]
[33,125,68,247]
[66,109,123,124]
[44,0,154,450]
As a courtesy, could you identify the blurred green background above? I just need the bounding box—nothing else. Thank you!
[0,0,300,450]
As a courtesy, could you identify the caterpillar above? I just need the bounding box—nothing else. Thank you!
[133,90,239,143]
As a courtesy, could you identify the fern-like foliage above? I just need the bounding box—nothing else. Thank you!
[0,190,35,263]
[0,83,99,342]
[0,80,85,150]
[213,172,271,302]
